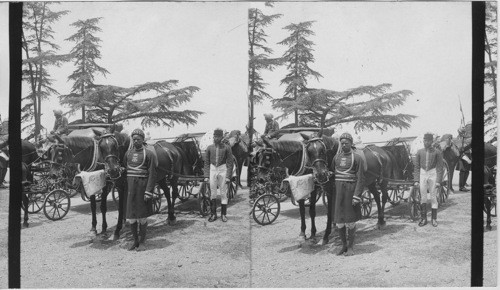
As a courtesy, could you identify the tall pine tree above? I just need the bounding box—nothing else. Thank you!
[22,2,70,140]
[275,21,322,125]
[248,6,282,144]
[484,2,497,143]
[61,17,109,123]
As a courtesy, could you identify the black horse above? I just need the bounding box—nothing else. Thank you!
[257,134,338,243]
[51,133,116,237]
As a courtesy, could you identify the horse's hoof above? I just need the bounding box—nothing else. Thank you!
[309,236,318,244]
[377,221,386,229]
[22,222,29,228]
[321,238,329,246]
[112,234,120,241]
[90,229,98,236]
[486,225,492,231]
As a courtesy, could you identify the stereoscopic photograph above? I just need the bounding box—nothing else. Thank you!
[0,1,496,288]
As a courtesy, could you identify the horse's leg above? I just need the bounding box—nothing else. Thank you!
[237,159,244,187]
[100,185,109,235]
[170,177,179,222]
[309,190,317,243]
[89,195,98,235]
[113,179,126,240]
[159,178,175,223]
[298,199,306,242]
[22,193,29,228]
[368,184,384,229]
[378,181,389,227]
[485,196,492,231]
[322,182,334,245]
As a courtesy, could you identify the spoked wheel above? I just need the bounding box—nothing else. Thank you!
[23,191,45,213]
[227,156,239,201]
[388,188,402,206]
[361,190,373,218]
[177,183,191,202]
[152,186,162,214]
[409,187,422,221]
[198,182,211,217]
[43,189,71,221]
[252,194,280,225]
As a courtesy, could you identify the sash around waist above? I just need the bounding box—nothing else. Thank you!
[335,173,357,182]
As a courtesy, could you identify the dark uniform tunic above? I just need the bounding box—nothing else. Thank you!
[264,120,280,138]
[53,116,69,135]
[333,150,365,224]
[124,146,157,219]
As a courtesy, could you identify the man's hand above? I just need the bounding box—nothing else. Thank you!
[225,177,231,184]
[435,184,441,190]
[144,191,153,202]
[50,130,55,135]
[414,182,419,187]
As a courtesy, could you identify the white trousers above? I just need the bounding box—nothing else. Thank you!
[209,164,228,205]
[419,168,438,209]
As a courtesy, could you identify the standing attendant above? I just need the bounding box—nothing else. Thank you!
[457,148,471,192]
[124,129,158,251]
[262,113,280,139]
[413,132,444,227]
[204,128,234,222]
[332,132,365,256]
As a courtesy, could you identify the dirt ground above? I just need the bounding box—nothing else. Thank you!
[0,169,497,288]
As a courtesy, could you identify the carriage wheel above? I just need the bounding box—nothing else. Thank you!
[177,184,191,202]
[227,156,239,201]
[23,192,45,214]
[152,187,162,214]
[198,182,211,217]
[409,187,421,221]
[388,188,402,206]
[361,190,373,218]
[252,194,280,225]
[43,189,71,221]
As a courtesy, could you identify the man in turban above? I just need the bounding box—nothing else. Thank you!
[332,132,365,256]
[124,128,158,251]
[262,113,280,139]
[51,109,68,136]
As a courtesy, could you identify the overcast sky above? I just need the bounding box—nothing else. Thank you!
[1,2,474,142]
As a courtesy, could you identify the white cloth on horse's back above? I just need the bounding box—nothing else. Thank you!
[74,170,106,196]
[284,174,314,201]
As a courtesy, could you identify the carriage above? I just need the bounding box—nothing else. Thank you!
[22,158,72,221]
[249,127,326,225]
[359,137,452,220]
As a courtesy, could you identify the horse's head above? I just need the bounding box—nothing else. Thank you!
[96,132,123,180]
[301,132,331,184]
